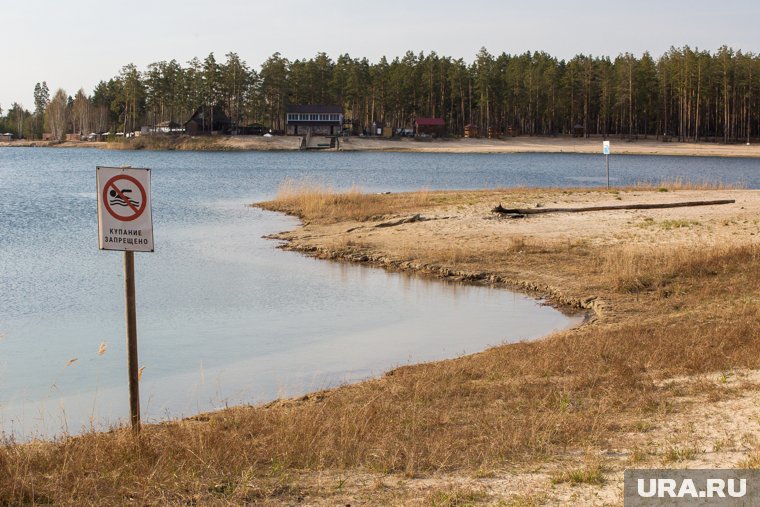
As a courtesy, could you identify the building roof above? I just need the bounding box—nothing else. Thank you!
[286,104,342,114]
[185,105,230,125]
[415,117,445,126]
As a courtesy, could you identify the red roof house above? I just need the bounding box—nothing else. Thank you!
[414,117,446,137]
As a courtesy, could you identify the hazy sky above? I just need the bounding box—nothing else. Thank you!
[3,0,759,109]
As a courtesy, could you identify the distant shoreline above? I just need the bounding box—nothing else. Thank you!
[2,135,760,158]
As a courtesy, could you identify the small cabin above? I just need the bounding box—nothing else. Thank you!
[185,105,231,135]
[464,124,479,138]
[286,105,343,136]
[414,117,446,137]
[572,124,585,138]
[0,133,13,142]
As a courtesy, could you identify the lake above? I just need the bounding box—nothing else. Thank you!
[1,148,757,439]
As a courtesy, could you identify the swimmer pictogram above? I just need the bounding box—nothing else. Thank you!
[102,174,147,221]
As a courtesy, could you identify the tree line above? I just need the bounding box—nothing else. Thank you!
[1,46,758,143]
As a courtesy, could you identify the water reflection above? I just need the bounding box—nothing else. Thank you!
[1,253,580,439]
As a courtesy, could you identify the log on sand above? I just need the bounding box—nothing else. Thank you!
[492,199,735,217]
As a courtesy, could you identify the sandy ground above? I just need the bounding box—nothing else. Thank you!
[3,135,760,157]
[338,136,760,158]
[262,188,760,505]
[328,188,760,249]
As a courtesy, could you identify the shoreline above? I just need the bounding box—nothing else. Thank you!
[3,135,760,158]
[270,235,604,319]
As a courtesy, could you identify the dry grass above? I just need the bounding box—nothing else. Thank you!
[106,135,299,152]
[258,178,437,223]
[3,186,759,504]
[600,242,758,296]
[107,136,232,151]
[550,463,607,486]
[425,486,489,506]
[634,178,746,191]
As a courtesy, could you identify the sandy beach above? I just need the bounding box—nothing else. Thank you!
[339,136,760,158]
[3,135,760,157]
[253,186,760,504]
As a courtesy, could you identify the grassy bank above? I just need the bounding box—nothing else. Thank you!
[104,135,301,151]
[2,185,760,505]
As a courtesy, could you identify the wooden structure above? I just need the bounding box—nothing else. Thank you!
[572,124,585,137]
[507,126,519,137]
[0,133,13,142]
[414,117,446,137]
[184,105,231,135]
[487,126,500,139]
[286,105,343,136]
[464,124,479,138]
[493,200,735,218]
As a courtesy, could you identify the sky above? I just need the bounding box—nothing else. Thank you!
[3,0,760,109]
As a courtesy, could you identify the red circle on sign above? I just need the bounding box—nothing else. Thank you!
[102,174,148,222]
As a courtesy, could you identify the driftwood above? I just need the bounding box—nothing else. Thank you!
[492,199,735,217]
[374,214,450,228]
[375,214,425,228]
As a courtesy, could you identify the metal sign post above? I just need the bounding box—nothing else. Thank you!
[96,166,154,433]
[603,141,611,188]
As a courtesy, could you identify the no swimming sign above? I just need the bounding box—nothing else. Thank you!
[96,166,154,252]
[96,165,153,431]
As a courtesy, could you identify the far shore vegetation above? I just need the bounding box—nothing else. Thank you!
[1,46,759,146]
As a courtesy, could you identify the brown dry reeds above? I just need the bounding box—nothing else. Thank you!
[633,177,746,191]
[259,178,434,223]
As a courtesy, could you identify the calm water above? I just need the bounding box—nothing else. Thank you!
[1,148,757,438]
